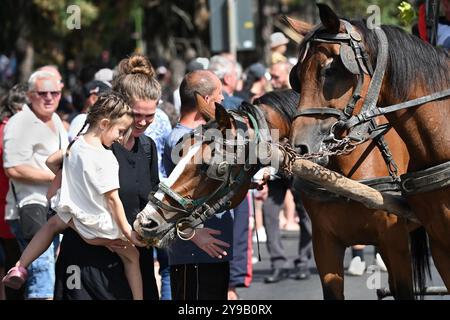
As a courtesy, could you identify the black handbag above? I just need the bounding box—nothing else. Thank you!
[11,183,48,240]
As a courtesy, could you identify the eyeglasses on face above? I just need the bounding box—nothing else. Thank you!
[33,91,61,99]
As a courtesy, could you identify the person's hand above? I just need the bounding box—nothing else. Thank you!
[129,230,147,247]
[191,228,230,259]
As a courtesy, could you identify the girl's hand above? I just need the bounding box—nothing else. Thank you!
[129,230,146,247]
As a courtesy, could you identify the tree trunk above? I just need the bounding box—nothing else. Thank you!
[16,38,34,83]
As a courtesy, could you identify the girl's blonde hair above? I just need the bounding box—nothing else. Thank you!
[67,92,133,156]
[112,54,161,104]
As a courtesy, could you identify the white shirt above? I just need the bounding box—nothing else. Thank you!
[3,105,68,219]
[53,136,121,239]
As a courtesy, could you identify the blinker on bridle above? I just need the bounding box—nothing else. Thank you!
[293,20,384,141]
[293,19,450,143]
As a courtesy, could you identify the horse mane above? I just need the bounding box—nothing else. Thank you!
[352,20,450,102]
[239,89,299,124]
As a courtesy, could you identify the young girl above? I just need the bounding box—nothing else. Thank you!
[2,92,146,300]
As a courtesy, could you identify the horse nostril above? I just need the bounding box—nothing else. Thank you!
[136,213,159,230]
[295,144,309,155]
[144,218,159,230]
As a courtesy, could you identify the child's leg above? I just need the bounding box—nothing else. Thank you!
[17,215,68,268]
[113,245,143,300]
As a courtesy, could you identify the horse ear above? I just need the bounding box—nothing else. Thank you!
[280,16,313,36]
[195,91,215,120]
[317,3,340,34]
[215,102,233,130]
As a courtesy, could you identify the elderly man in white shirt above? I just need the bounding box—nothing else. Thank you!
[3,70,68,299]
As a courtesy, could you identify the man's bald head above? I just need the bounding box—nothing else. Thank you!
[180,70,223,113]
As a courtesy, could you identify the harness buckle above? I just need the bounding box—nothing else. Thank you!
[401,178,414,194]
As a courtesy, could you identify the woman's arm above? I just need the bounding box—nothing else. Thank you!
[104,189,146,247]
[46,169,62,200]
[46,150,64,174]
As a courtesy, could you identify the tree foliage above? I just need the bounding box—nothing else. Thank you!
[0,0,415,85]
[284,0,406,26]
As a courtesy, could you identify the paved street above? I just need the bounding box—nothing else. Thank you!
[236,230,448,300]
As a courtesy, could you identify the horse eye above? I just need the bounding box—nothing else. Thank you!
[320,64,333,77]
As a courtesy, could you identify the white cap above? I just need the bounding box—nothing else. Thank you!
[270,32,289,48]
[94,68,113,84]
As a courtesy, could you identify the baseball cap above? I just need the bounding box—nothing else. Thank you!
[247,63,266,79]
[94,68,113,85]
[270,32,289,49]
[83,80,111,97]
[186,57,210,73]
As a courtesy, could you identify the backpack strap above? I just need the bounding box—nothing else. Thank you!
[138,135,160,189]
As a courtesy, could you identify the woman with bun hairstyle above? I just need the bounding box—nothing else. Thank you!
[53,54,161,300]
[54,54,225,300]
[3,93,146,300]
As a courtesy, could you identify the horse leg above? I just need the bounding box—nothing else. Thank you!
[312,231,346,300]
[408,191,450,290]
[377,224,414,300]
[428,238,450,290]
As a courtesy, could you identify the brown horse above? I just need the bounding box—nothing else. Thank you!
[134,90,423,299]
[254,91,425,299]
[287,4,449,291]
[256,91,426,299]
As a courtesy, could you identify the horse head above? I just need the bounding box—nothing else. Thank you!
[134,95,273,247]
[286,4,380,166]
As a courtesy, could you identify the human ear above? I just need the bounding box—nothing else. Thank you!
[99,118,110,130]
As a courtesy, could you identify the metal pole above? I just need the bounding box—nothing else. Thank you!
[227,0,237,58]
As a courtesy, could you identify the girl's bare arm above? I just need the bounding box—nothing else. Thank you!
[104,189,146,247]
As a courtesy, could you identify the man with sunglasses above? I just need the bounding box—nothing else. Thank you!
[3,70,68,299]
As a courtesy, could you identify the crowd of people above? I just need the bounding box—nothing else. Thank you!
[0,29,389,300]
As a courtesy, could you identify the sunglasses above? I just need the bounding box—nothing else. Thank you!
[34,91,61,99]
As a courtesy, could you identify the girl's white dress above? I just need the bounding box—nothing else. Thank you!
[52,136,122,239]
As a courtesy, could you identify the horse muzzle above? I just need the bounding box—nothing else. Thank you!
[292,142,329,167]
[133,209,177,248]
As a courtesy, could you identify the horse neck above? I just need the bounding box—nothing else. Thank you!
[329,140,387,180]
[380,85,450,171]
[256,104,291,140]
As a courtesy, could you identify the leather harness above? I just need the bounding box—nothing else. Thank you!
[292,20,450,196]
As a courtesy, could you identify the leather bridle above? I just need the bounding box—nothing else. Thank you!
[147,106,271,234]
[292,19,450,193]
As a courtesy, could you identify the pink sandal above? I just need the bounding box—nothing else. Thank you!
[2,266,28,289]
